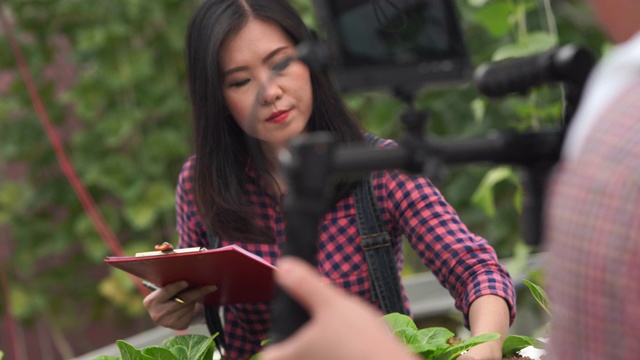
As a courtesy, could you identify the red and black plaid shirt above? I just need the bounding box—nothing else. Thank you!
[545,80,640,359]
[176,137,516,359]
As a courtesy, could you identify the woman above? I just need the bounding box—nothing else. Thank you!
[143,1,516,359]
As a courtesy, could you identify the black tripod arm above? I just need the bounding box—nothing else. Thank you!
[331,144,413,177]
[434,130,563,166]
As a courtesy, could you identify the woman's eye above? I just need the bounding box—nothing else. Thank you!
[272,57,293,73]
[229,79,250,88]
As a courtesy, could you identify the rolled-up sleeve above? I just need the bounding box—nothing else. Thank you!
[378,169,516,327]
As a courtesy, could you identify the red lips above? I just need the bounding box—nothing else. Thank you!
[266,110,290,124]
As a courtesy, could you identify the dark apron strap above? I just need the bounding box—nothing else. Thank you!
[353,175,406,315]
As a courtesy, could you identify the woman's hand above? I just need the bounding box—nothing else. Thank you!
[260,257,419,360]
[143,281,217,330]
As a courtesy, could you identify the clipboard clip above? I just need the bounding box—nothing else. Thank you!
[135,242,206,257]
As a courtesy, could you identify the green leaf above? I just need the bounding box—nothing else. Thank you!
[9,285,43,320]
[436,333,501,360]
[123,203,157,230]
[502,335,545,357]
[382,313,418,332]
[416,327,454,347]
[117,340,153,360]
[387,318,455,357]
[523,279,552,317]
[466,0,490,7]
[474,2,512,37]
[0,181,33,224]
[505,240,532,278]
[471,166,517,217]
[394,327,422,345]
[168,345,188,360]
[415,327,455,357]
[141,346,179,360]
[492,31,558,61]
[161,334,217,360]
[123,181,175,230]
[410,343,439,358]
[470,98,486,123]
[392,328,442,358]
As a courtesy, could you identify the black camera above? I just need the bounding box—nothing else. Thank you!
[270,0,596,344]
[312,0,472,94]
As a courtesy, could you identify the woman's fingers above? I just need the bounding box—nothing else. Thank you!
[261,256,419,360]
[142,281,217,330]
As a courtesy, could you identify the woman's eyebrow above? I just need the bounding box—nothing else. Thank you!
[223,46,291,77]
[262,46,290,64]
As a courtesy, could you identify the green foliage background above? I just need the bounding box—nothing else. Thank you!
[0,0,607,357]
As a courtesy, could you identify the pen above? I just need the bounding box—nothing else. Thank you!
[142,280,186,304]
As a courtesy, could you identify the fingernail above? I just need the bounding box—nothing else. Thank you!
[208,285,218,292]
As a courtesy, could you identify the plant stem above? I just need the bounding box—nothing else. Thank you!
[542,0,558,41]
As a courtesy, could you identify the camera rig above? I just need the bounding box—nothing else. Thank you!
[269,0,596,344]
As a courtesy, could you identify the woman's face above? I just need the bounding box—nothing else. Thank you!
[219,18,313,152]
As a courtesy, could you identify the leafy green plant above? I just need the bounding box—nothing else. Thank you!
[522,279,551,317]
[383,278,550,360]
[94,279,550,360]
[90,334,218,360]
[500,279,550,358]
[501,335,544,359]
[383,313,500,360]
[383,312,547,360]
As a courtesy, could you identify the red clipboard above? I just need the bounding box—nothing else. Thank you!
[104,245,276,306]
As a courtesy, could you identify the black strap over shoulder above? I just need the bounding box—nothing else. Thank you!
[353,174,406,315]
[356,133,406,314]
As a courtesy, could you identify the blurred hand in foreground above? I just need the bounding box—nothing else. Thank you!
[260,256,419,360]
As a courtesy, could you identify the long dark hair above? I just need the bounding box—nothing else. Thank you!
[186,0,364,243]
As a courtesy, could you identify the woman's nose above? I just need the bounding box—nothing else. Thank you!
[260,80,283,105]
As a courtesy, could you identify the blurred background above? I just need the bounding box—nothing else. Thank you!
[0,0,608,359]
